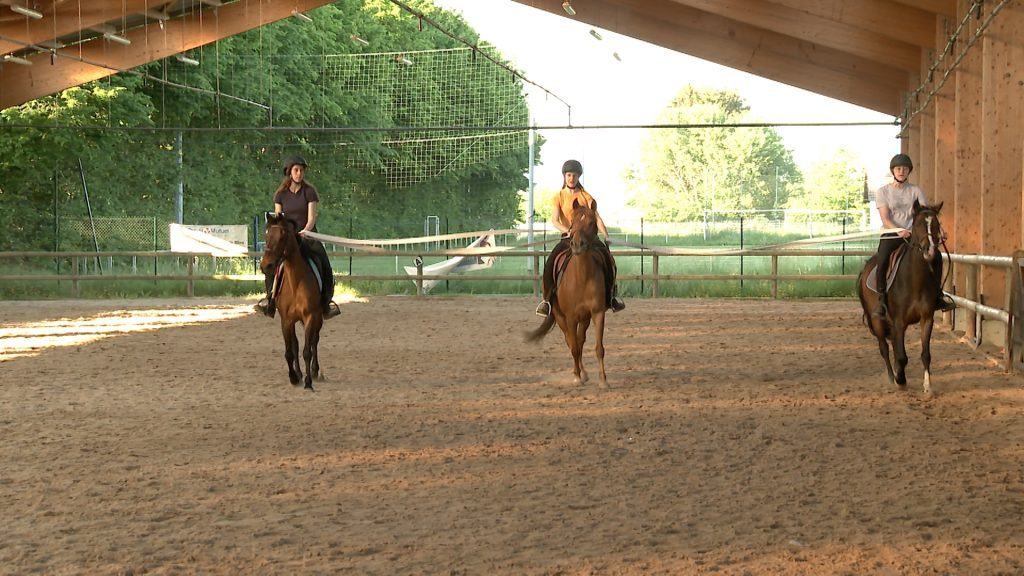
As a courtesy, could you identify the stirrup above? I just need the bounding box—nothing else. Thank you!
[324,301,341,319]
[610,296,626,312]
[936,295,956,312]
[535,300,551,317]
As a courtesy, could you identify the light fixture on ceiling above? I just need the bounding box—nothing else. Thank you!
[394,53,413,66]
[10,3,43,19]
[103,31,132,45]
[3,54,33,66]
[144,9,170,22]
[612,51,622,61]
[350,34,370,46]
[589,29,602,40]
[562,1,576,16]
[176,54,200,66]
[292,10,313,23]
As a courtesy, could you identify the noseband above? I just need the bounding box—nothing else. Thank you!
[906,211,945,267]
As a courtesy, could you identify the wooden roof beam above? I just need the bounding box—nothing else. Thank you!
[666,0,922,71]
[0,1,174,55]
[514,0,907,115]
[0,0,335,109]
[766,0,943,49]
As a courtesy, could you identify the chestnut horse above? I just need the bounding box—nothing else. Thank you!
[526,201,608,388]
[857,201,946,394]
[260,213,323,390]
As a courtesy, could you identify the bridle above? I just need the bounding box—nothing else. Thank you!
[568,211,598,255]
[905,209,949,281]
[263,222,295,270]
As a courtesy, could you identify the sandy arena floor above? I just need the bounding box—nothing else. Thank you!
[1,296,1023,575]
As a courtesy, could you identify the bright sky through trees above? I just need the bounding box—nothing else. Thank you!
[433,0,901,216]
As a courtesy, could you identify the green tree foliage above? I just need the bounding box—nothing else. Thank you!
[0,0,532,250]
[785,147,868,223]
[625,86,800,221]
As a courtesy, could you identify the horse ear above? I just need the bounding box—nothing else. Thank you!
[572,198,581,211]
[590,199,598,212]
[933,201,944,213]
[912,199,922,214]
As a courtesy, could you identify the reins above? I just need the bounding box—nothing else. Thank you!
[902,210,952,288]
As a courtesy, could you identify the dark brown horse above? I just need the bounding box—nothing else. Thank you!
[260,213,324,390]
[857,200,945,394]
[526,201,609,388]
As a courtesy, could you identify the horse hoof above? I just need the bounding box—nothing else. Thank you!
[573,377,583,386]
[304,383,315,391]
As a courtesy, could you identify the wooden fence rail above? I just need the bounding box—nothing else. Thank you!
[2,249,1020,372]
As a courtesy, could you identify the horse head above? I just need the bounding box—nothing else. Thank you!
[568,199,599,255]
[909,200,944,265]
[261,213,299,274]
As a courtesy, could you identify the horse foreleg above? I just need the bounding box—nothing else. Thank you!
[283,321,301,386]
[892,322,909,387]
[593,310,607,389]
[876,335,896,386]
[302,320,321,391]
[575,317,590,384]
[920,316,935,395]
[561,319,583,385]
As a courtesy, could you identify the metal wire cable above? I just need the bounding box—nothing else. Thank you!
[900,0,1013,133]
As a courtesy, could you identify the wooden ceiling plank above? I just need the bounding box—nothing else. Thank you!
[891,0,957,18]
[666,0,922,71]
[765,0,939,49]
[0,0,335,108]
[0,1,174,55]
[514,0,906,114]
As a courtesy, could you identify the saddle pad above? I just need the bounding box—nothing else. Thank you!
[865,245,907,294]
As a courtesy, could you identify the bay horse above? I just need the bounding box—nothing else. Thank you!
[526,200,608,388]
[260,213,324,390]
[857,200,946,394]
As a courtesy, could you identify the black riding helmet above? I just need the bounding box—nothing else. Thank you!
[283,155,308,175]
[561,159,583,175]
[889,154,913,173]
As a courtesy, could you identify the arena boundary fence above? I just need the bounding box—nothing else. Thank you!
[1,247,1021,372]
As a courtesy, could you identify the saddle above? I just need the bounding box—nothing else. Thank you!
[269,245,326,301]
[865,244,908,294]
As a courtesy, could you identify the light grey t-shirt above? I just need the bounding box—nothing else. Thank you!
[875,182,929,229]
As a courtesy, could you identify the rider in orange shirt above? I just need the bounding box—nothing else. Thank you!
[535,159,625,317]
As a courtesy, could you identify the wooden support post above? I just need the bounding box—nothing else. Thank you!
[651,254,659,298]
[771,255,779,299]
[965,264,978,343]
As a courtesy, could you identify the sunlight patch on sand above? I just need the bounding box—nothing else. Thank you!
[0,305,251,361]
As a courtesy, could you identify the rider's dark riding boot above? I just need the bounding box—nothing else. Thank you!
[610,285,625,312]
[872,291,888,320]
[254,274,276,318]
[936,293,956,312]
[324,300,341,319]
[254,297,275,318]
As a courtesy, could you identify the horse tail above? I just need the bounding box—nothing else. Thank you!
[524,312,556,343]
